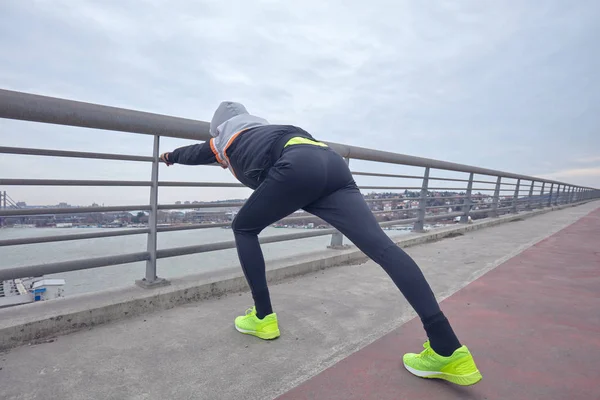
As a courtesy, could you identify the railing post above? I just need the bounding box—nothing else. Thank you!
[559,185,564,204]
[0,191,4,227]
[539,182,545,208]
[547,183,554,207]
[526,181,535,210]
[413,167,430,232]
[512,178,520,213]
[571,187,576,203]
[491,176,501,217]
[329,157,350,248]
[554,184,560,205]
[569,186,574,203]
[460,173,474,223]
[136,135,169,288]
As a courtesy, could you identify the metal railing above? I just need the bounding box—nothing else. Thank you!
[1,89,598,285]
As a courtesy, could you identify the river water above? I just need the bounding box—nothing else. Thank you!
[0,226,414,296]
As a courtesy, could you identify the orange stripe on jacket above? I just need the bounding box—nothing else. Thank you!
[209,138,224,164]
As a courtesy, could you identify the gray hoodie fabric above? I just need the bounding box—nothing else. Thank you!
[210,101,269,167]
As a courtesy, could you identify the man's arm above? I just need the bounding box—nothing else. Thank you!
[160,141,218,166]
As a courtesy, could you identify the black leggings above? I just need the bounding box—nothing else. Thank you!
[232,144,442,321]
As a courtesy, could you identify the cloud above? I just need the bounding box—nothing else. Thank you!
[543,167,600,179]
[575,156,600,164]
[1,0,599,205]
[540,167,600,189]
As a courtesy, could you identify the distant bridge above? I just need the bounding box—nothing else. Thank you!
[0,191,21,209]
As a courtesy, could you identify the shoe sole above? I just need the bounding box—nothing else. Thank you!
[235,325,280,340]
[403,363,482,386]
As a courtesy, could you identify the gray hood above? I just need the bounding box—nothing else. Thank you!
[209,101,268,138]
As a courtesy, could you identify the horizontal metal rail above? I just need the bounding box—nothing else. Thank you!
[0,89,210,141]
[470,208,508,215]
[0,252,151,281]
[1,88,591,187]
[158,181,244,188]
[351,172,423,179]
[0,179,152,186]
[360,186,423,190]
[0,223,239,247]
[0,205,150,217]
[158,202,244,210]
[426,187,470,191]
[426,195,467,199]
[365,197,423,202]
[352,172,498,185]
[0,228,150,247]
[426,205,460,210]
[0,146,153,162]
[157,222,231,232]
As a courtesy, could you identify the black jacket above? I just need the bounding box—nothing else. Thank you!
[169,124,315,190]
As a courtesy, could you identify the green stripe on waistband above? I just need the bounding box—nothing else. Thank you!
[284,137,328,148]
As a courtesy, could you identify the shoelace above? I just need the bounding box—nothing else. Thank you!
[418,342,436,359]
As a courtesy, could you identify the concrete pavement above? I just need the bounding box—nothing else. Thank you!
[0,201,598,400]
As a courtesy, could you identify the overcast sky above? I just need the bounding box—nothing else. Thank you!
[1,0,598,206]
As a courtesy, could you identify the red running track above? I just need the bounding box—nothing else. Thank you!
[276,208,600,400]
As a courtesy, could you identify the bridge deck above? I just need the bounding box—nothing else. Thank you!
[0,201,598,400]
[277,205,600,400]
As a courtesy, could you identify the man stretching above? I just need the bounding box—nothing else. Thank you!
[159,101,482,386]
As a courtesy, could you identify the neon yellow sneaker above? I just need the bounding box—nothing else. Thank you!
[234,306,280,340]
[403,341,482,386]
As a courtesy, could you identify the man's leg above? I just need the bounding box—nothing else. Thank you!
[232,150,328,319]
[233,183,308,319]
[304,184,461,356]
